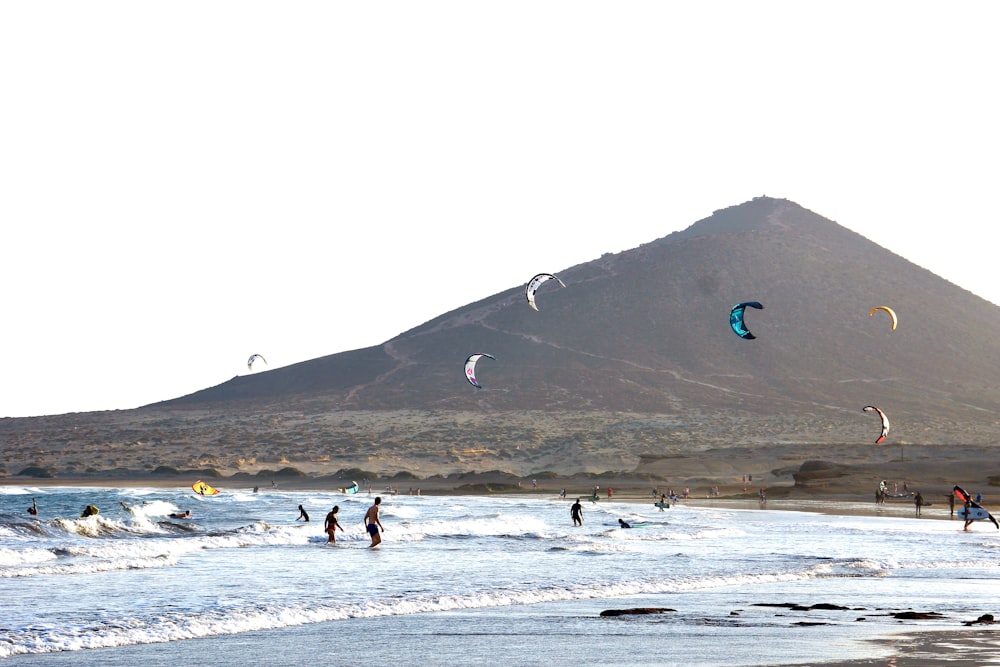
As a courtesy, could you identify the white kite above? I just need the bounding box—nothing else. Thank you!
[525,273,566,312]
[464,353,495,389]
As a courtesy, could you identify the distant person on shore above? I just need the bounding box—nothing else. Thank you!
[618,518,631,529]
[325,506,343,544]
[364,497,384,547]
[975,491,983,504]
[296,505,310,522]
[27,498,38,516]
[914,492,924,516]
[571,498,583,526]
[948,491,956,517]
[963,500,974,531]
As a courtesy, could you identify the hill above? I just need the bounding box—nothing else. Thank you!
[3,197,1000,490]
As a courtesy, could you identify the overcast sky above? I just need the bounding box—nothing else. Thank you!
[2,2,997,418]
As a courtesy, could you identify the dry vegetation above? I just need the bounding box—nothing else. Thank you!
[3,406,999,501]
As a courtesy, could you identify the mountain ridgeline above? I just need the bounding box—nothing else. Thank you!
[155,197,1000,446]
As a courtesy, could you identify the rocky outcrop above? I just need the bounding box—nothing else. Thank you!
[600,608,675,617]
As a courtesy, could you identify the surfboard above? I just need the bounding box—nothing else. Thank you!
[654,501,670,509]
[192,480,220,496]
[958,507,990,521]
[954,485,999,529]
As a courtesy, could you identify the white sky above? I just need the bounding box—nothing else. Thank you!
[2,2,997,418]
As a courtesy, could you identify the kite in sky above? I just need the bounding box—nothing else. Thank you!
[862,405,890,444]
[464,353,495,389]
[729,302,764,340]
[868,306,898,331]
[525,273,566,312]
[247,354,267,370]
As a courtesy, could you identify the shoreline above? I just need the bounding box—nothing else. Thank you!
[2,476,978,526]
[3,478,997,665]
[0,472,961,500]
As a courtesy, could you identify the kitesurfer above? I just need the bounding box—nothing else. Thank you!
[914,492,924,517]
[963,500,974,531]
[325,505,343,544]
[296,505,310,522]
[169,510,191,519]
[618,519,631,529]
[80,505,99,518]
[363,497,384,547]
[27,498,38,516]
[571,498,583,526]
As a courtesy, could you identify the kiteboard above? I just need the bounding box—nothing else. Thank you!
[958,507,991,521]
[953,485,999,529]
[338,481,360,494]
[192,480,220,496]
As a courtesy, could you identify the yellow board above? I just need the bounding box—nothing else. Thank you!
[192,480,220,496]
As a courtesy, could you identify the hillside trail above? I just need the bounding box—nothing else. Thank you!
[346,270,863,417]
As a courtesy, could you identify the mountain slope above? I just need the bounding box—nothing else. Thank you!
[158,197,1000,434]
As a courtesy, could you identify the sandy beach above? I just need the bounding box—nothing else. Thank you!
[5,612,997,667]
[4,440,995,510]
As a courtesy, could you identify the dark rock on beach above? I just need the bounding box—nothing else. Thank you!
[600,608,675,617]
[892,611,945,620]
[751,602,852,611]
[807,603,852,611]
[963,613,995,626]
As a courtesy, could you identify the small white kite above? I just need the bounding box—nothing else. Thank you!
[525,273,566,312]
[464,353,495,389]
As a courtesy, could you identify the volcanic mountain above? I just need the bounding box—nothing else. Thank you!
[162,197,1000,433]
[5,197,1000,480]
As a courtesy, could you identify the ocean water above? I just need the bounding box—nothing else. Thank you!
[1,486,998,666]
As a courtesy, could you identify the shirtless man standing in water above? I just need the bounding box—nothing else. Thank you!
[363,497,385,547]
